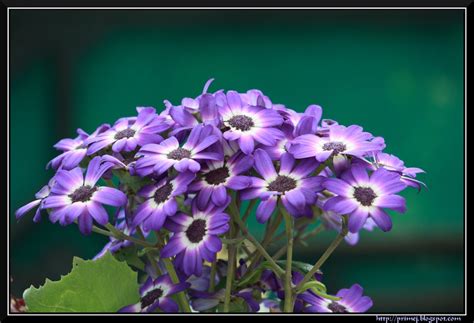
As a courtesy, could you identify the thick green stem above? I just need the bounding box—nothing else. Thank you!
[281,206,294,313]
[294,216,348,293]
[162,258,191,313]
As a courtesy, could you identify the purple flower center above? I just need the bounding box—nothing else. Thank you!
[322,141,346,154]
[228,115,254,131]
[69,185,97,203]
[328,301,348,313]
[204,167,230,185]
[141,288,163,309]
[267,176,297,193]
[114,128,136,140]
[185,219,207,243]
[167,148,192,160]
[154,183,173,204]
[353,186,377,206]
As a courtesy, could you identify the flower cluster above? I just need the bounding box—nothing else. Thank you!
[15,79,424,313]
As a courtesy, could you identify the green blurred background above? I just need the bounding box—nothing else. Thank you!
[9,9,464,313]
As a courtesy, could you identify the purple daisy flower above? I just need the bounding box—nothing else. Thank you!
[15,178,55,223]
[371,152,426,189]
[161,204,230,276]
[241,149,324,223]
[87,107,168,155]
[300,284,373,313]
[219,91,284,154]
[47,124,110,170]
[288,124,385,163]
[134,124,222,176]
[323,165,407,233]
[188,153,254,209]
[132,172,195,231]
[119,275,189,313]
[42,157,127,235]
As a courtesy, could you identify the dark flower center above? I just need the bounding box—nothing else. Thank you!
[267,176,297,194]
[328,301,348,313]
[167,148,192,160]
[154,183,173,204]
[322,141,347,154]
[228,115,254,131]
[141,288,163,309]
[353,186,377,206]
[69,185,97,203]
[204,167,230,185]
[185,219,207,243]
[114,128,136,140]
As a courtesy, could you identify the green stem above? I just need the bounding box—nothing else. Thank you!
[294,216,348,293]
[273,225,325,261]
[223,196,238,312]
[104,223,155,248]
[91,225,115,238]
[162,258,191,313]
[228,200,285,278]
[135,227,161,276]
[209,259,217,293]
[281,206,294,313]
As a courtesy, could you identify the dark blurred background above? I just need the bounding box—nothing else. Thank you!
[9,9,464,313]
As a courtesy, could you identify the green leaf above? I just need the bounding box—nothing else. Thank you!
[113,245,146,271]
[23,252,140,312]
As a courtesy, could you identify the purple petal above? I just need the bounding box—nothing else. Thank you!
[78,212,93,235]
[370,207,393,232]
[211,185,228,206]
[15,200,41,220]
[324,196,358,215]
[92,187,127,207]
[323,178,353,197]
[159,298,179,313]
[239,135,255,155]
[226,176,252,190]
[87,202,109,225]
[161,236,186,258]
[253,149,277,180]
[348,207,369,233]
[374,195,406,213]
[256,197,277,223]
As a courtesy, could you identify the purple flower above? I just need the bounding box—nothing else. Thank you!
[188,153,254,209]
[241,149,324,223]
[300,284,373,313]
[47,125,110,170]
[132,172,195,231]
[288,124,385,163]
[323,165,407,233]
[87,107,168,155]
[42,157,127,235]
[219,91,284,154]
[371,152,426,190]
[134,124,222,176]
[15,178,55,223]
[161,204,230,276]
[119,275,189,313]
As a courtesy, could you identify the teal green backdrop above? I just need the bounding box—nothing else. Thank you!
[9,9,464,312]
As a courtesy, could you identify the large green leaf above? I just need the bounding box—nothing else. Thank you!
[23,252,140,312]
